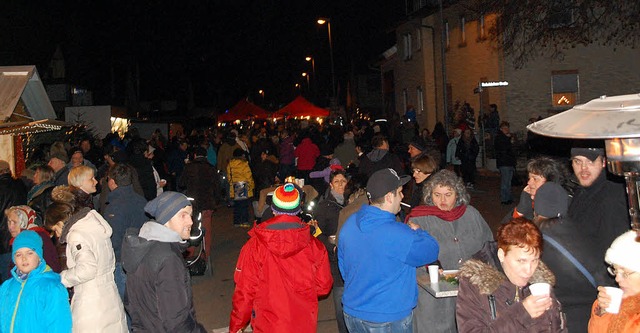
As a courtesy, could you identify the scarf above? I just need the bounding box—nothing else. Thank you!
[331,190,344,205]
[608,294,640,333]
[404,204,467,223]
[27,181,53,203]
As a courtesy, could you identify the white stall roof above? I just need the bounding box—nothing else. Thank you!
[0,65,56,122]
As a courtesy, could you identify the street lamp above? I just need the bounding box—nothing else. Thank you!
[527,93,640,240]
[317,18,336,104]
[302,72,310,91]
[305,56,316,95]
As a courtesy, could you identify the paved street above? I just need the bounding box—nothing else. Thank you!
[192,171,521,332]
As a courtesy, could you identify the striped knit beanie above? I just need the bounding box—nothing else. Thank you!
[271,183,302,215]
[145,191,191,225]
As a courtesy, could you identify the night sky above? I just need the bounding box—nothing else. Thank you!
[1,1,404,111]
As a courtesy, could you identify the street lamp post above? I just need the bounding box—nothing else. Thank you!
[305,56,316,97]
[302,72,310,91]
[317,18,336,105]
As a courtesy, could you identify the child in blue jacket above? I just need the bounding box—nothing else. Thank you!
[0,230,72,333]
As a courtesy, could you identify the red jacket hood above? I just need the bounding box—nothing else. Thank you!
[250,215,311,258]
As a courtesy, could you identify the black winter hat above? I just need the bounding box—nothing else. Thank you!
[534,182,569,218]
[408,137,426,152]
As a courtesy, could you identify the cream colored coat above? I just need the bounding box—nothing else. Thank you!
[60,210,127,333]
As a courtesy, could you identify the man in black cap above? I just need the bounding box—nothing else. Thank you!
[568,146,629,256]
[338,168,439,332]
[48,150,70,186]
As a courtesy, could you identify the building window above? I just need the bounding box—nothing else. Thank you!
[415,28,422,51]
[403,89,408,114]
[417,87,424,114]
[445,20,450,49]
[478,15,486,40]
[403,33,413,60]
[551,71,579,107]
[460,17,466,45]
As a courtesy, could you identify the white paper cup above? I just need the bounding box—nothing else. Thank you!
[428,265,439,284]
[604,286,623,314]
[529,282,551,296]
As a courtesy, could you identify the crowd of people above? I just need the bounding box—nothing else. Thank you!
[0,116,637,332]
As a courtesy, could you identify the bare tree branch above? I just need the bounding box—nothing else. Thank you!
[465,0,640,67]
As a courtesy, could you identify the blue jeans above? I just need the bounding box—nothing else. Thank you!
[114,262,132,330]
[499,166,515,202]
[233,199,250,225]
[344,311,413,333]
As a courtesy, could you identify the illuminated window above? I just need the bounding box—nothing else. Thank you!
[551,71,579,107]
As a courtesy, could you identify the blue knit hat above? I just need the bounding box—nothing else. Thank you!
[12,230,43,263]
[145,191,192,225]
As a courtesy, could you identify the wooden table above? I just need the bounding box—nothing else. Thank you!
[417,274,459,298]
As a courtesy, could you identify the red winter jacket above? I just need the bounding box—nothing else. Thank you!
[294,138,320,171]
[229,215,333,333]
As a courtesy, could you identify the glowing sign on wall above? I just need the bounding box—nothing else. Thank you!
[480,81,509,88]
[553,92,576,106]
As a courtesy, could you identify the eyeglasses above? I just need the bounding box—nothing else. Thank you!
[608,266,638,279]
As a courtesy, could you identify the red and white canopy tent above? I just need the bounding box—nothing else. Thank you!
[272,96,329,118]
[218,99,269,122]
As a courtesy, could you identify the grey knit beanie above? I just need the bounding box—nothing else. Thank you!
[144,191,191,225]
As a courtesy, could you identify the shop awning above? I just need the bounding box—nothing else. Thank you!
[0,119,67,136]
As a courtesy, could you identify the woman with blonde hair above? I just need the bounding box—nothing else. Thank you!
[67,165,98,209]
[45,185,127,332]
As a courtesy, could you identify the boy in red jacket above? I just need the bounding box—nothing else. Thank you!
[229,183,333,332]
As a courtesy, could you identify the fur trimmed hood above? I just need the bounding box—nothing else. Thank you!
[460,258,556,295]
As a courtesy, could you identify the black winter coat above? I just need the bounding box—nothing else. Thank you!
[129,154,158,201]
[567,172,629,257]
[314,190,344,287]
[122,227,207,333]
[178,157,219,211]
[358,149,404,179]
[28,182,54,226]
[0,174,27,254]
[494,130,517,168]
[538,217,610,332]
[456,137,479,164]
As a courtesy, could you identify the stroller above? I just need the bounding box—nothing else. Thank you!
[184,204,213,276]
